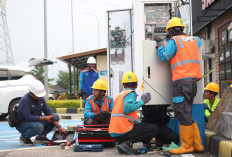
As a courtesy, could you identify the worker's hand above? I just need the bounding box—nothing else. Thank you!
[93,113,101,118]
[41,116,53,123]
[141,92,151,104]
[154,36,164,47]
[100,111,111,118]
[58,127,68,134]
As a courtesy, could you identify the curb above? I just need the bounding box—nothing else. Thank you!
[205,130,232,157]
[51,108,84,114]
[61,115,72,119]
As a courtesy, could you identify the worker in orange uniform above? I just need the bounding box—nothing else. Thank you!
[84,79,114,125]
[154,17,204,154]
[109,71,159,155]
[204,82,220,122]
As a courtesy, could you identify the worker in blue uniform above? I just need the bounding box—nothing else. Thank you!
[79,56,99,107]
[154,17,204,154]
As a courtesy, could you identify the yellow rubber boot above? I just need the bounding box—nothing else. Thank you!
[192,123,204,152]
[170,125,194,154]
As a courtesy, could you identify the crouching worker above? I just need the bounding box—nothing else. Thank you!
[16,80,67,146]
[109,71,159,155]
[84,79,114,125]
[204,82,220,123]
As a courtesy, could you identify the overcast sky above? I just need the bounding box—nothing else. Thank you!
[6,0,132,81]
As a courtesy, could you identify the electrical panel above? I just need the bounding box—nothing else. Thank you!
[144,3,172,41]
[110,27,126,49]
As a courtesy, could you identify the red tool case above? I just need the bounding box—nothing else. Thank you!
[77,124,115,147]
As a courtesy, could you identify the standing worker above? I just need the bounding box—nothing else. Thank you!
[109,71,159,155]
[204,82,220,122]
[79,56,99,107]
[84,79,114,125]
[154,17,204,154]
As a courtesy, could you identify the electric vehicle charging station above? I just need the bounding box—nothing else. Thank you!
[107,0,203,105]
[107,0,205,146]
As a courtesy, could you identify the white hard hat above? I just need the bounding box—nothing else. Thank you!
[28,80,46,97]
[87,56,96,64]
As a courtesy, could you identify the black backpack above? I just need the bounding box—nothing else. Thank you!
[8,106,22,127]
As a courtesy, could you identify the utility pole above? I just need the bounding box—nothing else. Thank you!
[44,0,49,100]
[71,0,76,95]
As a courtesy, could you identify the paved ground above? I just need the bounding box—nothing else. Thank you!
[0,118,214,157]
[0,119,82,150]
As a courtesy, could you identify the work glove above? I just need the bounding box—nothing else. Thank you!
[141,92,151,104]
[154,36,164,47]
[99,111,111,122]
[100,111,111,118]
[93,113,101,118]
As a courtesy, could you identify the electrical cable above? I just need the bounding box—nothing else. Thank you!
[199,67,215,81]
[143,78,172,105]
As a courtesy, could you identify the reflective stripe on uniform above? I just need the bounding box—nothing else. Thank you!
[164,50,170,60]
[106,98,109,109]
[171,59,200,69]
[176,36,184,48]
[92,98,95,110]
[111,113,136,122]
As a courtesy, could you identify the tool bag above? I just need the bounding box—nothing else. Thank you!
[8,106,22,127]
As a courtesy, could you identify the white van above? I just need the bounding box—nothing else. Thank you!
[0,66,37,118]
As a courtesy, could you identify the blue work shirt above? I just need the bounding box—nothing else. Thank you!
[110,88,145,137]
[158,36,202,62]
[79,68,99,96]
[84,95,114,119]
[17,93,53,121]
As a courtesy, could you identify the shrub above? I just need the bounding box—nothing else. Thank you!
[47,100,80,108]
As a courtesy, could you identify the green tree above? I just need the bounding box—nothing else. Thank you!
[56,70,70,91]
[31,66,54,87]
[31,66,44,83]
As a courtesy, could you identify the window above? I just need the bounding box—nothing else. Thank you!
[218,20,232,95]
[0,70,8,81]
[9,70,26,80]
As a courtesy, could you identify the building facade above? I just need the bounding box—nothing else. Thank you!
[192,0,232,95]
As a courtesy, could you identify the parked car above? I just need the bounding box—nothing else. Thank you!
[0,66,52,119]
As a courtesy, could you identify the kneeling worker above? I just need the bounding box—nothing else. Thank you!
[84,79,114,125]
[204,82,220,122]
[109,71,159,155]
[17,80,67,146]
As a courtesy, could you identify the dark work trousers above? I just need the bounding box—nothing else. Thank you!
[81,92,89,108]
[172,78,197,126]
[156,126,179,144]
[84,118,110,125]
[114,123,159,144]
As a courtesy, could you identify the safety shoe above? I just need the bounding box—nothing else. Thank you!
[34,135,50,144]
[19,136,35,146]
[116,141,138,155]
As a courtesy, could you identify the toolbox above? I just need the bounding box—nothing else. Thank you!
[73,144,103,152]
[77,125,115,147]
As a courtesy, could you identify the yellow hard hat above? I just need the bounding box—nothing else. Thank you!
[230,84,232,88]
[91,79,108,91]
[165,17,185,32]
[204,82,219,93]
[121,71,138,84]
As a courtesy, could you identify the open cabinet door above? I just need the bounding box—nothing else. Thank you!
[143,40,173,105]
[107,9,133,99]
